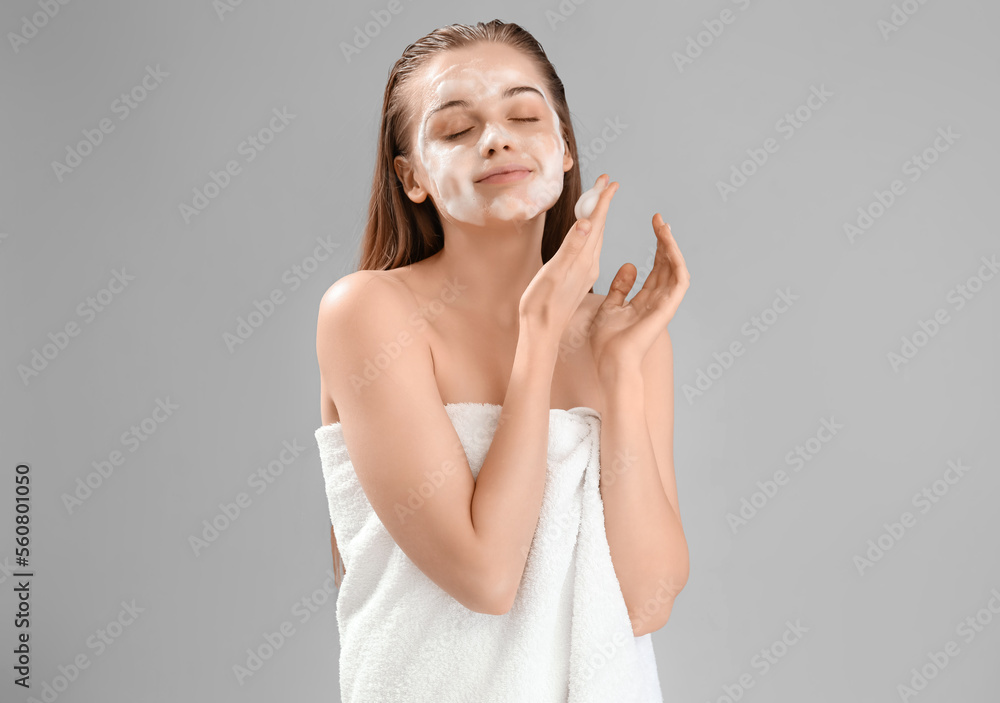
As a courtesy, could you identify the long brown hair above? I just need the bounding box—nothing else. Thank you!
[331,20,591,587]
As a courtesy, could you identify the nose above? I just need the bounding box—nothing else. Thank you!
[479,121,515,157]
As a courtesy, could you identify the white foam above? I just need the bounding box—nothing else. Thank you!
[412,59,568,227]
[574,180,607,220]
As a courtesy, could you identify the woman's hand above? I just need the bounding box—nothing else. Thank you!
[588,213,690,376]
[519,174,619,346]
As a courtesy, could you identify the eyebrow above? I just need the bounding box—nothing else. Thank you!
[423,85,545,125]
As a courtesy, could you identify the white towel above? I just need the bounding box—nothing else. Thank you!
[315,402,664,702]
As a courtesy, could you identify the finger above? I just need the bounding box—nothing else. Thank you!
[623,216,690,332]
[651,234,691,323]
[646,213,673,290]
[661,218,691,287]
[586,178,619,234]
[655,284,687,326]
[628,214,670,308]
[643,214,687,294]
[562,174,609,250]
[577,179,619,245]
[571,173,608,232]
[590,172,609,190]
[632,277,687,342]
[580,179,620,267]
[604,263,637,309]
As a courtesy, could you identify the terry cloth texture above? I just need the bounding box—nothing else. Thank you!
[315,402,664,702]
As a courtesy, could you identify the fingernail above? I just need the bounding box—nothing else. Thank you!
[578,220,591,235]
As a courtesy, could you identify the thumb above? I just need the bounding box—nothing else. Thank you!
[605,263,637,308]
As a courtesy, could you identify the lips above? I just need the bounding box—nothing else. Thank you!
[476,164,531,183]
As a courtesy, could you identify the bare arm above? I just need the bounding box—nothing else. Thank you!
[469,314,560,611]
[598,361,688,637]
[317,272,558,614]
[587,213,691,636]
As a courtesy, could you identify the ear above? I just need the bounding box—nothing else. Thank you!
[393,154,429,203]
[562,136,574,174]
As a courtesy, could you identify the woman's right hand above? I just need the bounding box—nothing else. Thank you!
[518,174,620,344]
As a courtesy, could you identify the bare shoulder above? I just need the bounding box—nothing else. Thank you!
[315,269,425,363]
[319,269,399,309]
[316,270,428,421]
[316,269,419,331]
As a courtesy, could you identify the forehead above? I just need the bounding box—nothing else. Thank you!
[412,43,550,113]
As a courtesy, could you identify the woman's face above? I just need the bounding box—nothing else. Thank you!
[398,42,573,227]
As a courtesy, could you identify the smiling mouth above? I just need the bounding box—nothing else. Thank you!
[477,169,532,185]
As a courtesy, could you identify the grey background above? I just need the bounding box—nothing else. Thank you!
[2,0,998,701]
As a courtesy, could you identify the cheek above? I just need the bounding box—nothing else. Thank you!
[425,147,471,193]
[527,132,565,176]
[542,132,564,162]
[526,104,565,172]
[520,133,566,210]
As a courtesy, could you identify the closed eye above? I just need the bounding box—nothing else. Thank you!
[444,117,541,141]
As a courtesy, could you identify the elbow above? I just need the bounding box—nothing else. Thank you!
[630,562,690,637]
[631,599,675,637]
[481,566,517,616]
[630,588,682,637]
[466,583,512,616]
[482,593,515,617]
[462,561,516,616]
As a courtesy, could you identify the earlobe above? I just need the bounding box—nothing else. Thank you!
[393,155,428,203]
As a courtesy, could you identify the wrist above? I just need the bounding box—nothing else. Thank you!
[516,322,560,369]
[597,356,643,386]
[599,369,646,415]
[597,362,644,406]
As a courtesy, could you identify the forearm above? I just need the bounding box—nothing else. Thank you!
[598,365,689,634]
[470,321,559,609]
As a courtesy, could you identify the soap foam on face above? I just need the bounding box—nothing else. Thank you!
[414,63,567,226]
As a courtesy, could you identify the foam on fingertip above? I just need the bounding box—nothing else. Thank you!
[574,180,607,221]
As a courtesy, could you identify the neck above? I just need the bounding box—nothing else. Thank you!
[426,213,546,328]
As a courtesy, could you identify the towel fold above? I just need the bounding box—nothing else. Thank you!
[315,402,664,702]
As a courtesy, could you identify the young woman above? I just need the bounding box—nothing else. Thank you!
[315,19,690,702]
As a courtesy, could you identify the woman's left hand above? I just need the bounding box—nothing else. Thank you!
[588,213,691,376]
